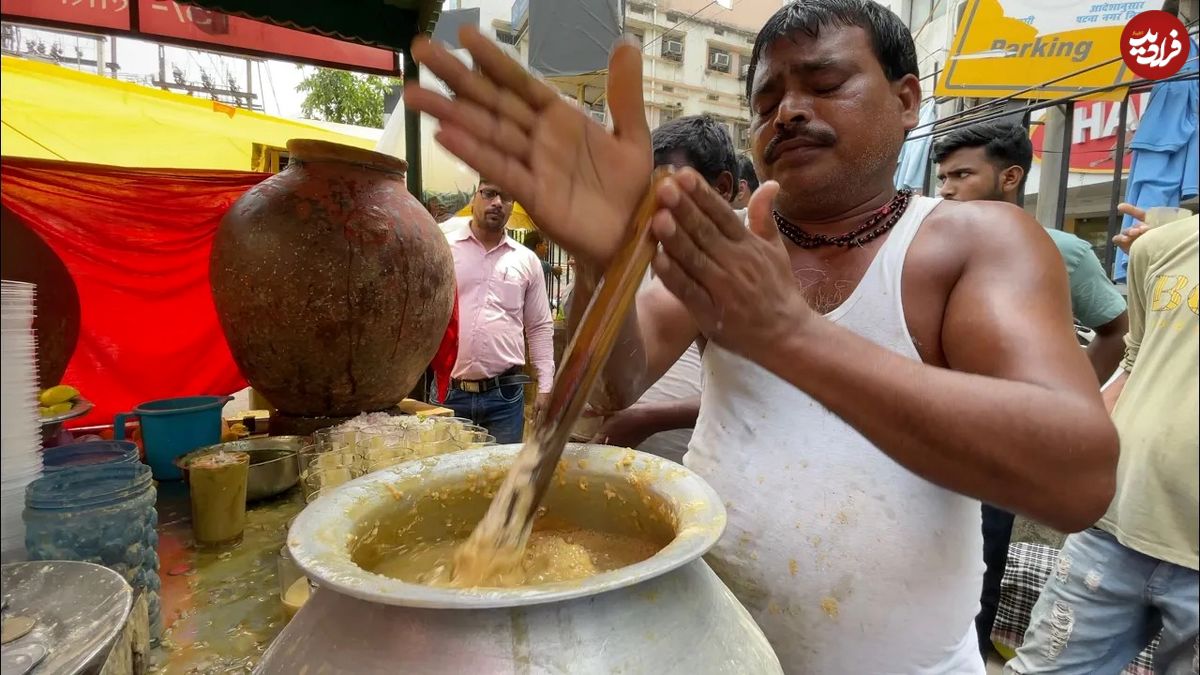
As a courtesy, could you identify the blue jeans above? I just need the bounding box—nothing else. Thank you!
[437,384,525,445]
[1005,528,1198,675]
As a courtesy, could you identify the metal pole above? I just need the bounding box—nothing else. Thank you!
[95,36,106,76]
[403,49,423,200]
[1035,106,1065,228]
[921,65,939,197]
[1017,109,1032,208]
[1104,92,1132,276]
[1054,103,1074,230]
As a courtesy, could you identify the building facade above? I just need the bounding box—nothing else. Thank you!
[480,0,784,148]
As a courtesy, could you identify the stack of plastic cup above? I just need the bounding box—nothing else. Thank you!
[1,280,44,562]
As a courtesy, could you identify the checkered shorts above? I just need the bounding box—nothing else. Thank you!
[994,542,1158,674]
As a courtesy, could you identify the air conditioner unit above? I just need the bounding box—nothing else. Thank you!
[589,108,607,124]
[662,39,683,59]
[709,51,731,70]
[738,63,750,80]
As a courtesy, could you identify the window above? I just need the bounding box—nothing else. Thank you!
[713,26,725,36]
[734,122,750,150]
[252,144,289,173]
[624,28,644,48]
[736,53,751,80]
[662,37,684,62]
[495,29,517,45]
[662,84,675,93]
[707,93,720,102]
[660,107,680,124]
[907,0,935,29]
[707,47,731,73]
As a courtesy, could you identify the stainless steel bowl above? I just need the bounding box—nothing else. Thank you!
[175,436,304,501]
[39,398,94,446]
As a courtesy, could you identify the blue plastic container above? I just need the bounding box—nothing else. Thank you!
[114,395,231,480]
[43,441,139,472]
[24,463,162,639]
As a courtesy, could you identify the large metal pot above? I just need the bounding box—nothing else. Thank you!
[210,139,454,417]
[257,444,781,674]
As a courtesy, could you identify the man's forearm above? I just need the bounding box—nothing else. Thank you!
[760,319,1118,532]
[1085,312,1128,385]
[526,321,556,394]
[629,396,701,435]
[1086,332,1126,385]
[566,263,649,410]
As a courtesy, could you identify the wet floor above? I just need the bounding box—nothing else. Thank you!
[150,480,303,674]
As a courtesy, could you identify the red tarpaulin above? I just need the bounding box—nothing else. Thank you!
[0,157,457,427]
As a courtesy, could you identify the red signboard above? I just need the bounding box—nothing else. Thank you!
[137,1,396,73]
[1031,93,1151,174]
[1,0,399,74]
[0,0,130,31]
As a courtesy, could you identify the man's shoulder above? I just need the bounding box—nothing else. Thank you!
[1042,227,1093,268]
[440,216,471,237]
[914,199,1060,284]
[1043,226,1089,250]
[924,199,1048,250]
[1132,214,1199,262]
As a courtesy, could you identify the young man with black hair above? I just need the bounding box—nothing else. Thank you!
[590,115,739,463]
[405,1,1118,669]
[932,121,1130,659]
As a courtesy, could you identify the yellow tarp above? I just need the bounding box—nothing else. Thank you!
[1,55,374,169]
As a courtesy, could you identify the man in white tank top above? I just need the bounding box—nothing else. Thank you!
[404,4,1120,672]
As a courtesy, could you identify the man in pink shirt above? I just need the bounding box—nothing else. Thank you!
[436,179,554,443]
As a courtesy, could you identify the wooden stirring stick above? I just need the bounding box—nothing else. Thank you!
[477,167,673,550]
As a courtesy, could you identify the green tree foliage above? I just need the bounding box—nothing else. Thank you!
[296,68,399,128]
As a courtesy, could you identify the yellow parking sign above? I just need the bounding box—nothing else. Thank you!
[936,0,1144,100]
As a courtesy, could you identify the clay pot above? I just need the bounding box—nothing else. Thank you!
[211,140,454,417]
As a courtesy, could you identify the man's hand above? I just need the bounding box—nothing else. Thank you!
[589,407,656,448]
[533,392,550,422]
[1115,203,1151,254]
[405,27,653,268]
[649,169,813,361]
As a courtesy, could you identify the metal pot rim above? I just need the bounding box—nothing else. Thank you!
[289,443,727,610]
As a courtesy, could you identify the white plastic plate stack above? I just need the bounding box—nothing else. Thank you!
[1,280,44,563]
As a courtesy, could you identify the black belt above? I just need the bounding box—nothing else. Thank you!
[452,367,531,393]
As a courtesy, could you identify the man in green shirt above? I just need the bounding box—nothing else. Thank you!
[1007,211,1198,674]
[933,121,1131,659]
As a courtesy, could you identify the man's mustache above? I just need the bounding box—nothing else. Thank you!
[764,126,837,164]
